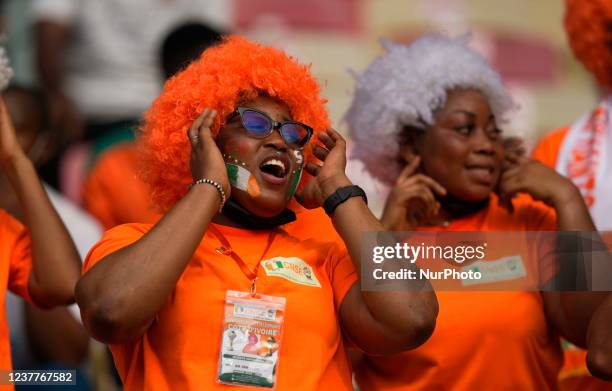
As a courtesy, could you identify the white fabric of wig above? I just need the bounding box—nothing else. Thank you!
[345,34,516,185]
[0,47,13,92]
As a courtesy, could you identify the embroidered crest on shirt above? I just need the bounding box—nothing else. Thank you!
[460,255,527,286]
[262,257,321,287]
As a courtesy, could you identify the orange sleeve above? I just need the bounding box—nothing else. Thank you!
[1,210,34,302]
[83,224,150,274]
[326,244,358,312]
[531,127,570,168]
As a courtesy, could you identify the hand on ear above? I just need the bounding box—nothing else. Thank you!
[398,143,421,173]
[381,156,447,230]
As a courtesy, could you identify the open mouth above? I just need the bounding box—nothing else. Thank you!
[466,165,494,174]
[259,157,289,181]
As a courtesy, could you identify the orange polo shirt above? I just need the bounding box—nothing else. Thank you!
[0,209,33,375]
[82,143,160,230]
[355,195,566,391]
[84,222,358,390]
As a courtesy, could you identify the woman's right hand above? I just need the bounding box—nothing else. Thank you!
[381,157,447,230]
[0,96,27,173]
[188,108,230,198]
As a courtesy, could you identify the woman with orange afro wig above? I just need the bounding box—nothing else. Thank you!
[74,36,438,390]
[531,0,612,383]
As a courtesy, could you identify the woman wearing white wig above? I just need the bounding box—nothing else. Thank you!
[346,34,612,390]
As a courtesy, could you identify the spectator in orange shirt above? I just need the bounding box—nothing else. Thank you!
[531,0,612,387]
[532,0,611,230]
[0,53,82,375]
[74,36,439,390]
[345,34,611,390]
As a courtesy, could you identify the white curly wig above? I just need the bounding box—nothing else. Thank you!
[0,47,14,91]
[345,34,516,185]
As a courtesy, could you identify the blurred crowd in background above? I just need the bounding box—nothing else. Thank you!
[0,0,608,390]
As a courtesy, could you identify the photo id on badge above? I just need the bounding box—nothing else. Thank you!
[217,290,286,389]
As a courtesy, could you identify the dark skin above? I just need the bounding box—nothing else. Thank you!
[382,89,612,374]
[76,95,439,354]
[0,94,81,307]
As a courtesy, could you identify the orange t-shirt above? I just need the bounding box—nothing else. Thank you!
[531,127,570,169]
[285,207,340,242]
[82,143,160,230]
[355,195,566,391]
[84,222,358,390]
[0,209,33,375]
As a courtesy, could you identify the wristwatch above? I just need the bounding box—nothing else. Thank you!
[323,185,368,216]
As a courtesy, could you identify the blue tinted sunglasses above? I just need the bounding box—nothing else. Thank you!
[230,107,313,150]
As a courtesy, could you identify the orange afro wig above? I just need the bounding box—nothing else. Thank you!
[565,0,612,89]
[138,36,330,212]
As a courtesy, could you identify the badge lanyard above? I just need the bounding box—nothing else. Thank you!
[209,225,277,296]
[211,226,286,388]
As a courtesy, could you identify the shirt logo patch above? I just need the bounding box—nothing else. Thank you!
[262,257,321,287]
[460,255,527,286]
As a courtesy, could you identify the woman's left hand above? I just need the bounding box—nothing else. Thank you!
[296,128,352,209]
[498,155,581,207]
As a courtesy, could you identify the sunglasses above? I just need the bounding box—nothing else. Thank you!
[230,107,313,150]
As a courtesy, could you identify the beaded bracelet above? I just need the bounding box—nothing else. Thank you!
[191,178,226,212]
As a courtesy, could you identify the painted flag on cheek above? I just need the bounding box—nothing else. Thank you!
[227,163,252,191]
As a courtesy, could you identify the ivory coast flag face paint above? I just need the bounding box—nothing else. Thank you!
[247,175,261,197]
[287,150,303,200]
[226,163,261,197]
[287,168,302,200]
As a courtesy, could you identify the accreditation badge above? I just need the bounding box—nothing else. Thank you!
[217,290,286,388]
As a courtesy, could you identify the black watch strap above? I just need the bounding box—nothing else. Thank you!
[323,185,368,216]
